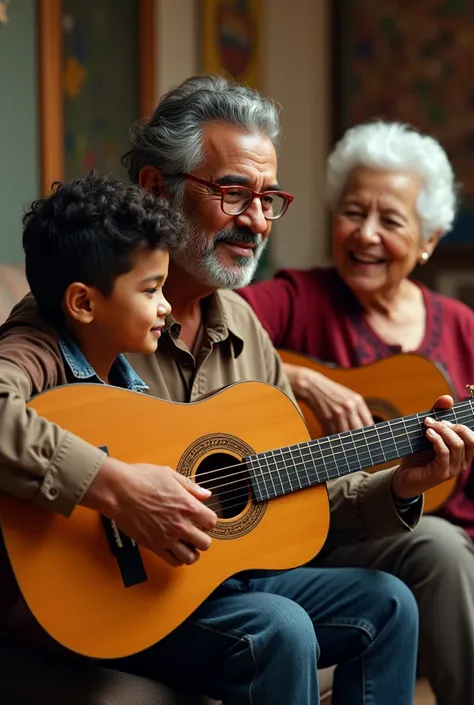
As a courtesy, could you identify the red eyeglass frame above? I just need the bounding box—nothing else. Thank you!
[175,173,294,220]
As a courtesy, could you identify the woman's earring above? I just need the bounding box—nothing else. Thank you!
[419,252,429,264]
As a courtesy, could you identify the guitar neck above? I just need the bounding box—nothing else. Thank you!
[248,398,474,503]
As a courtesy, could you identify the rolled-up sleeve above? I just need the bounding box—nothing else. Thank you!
[0,349,106,516]
[325,467,423,546]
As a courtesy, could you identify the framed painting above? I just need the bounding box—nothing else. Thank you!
[38,0,156,193]
[201,0,262,90]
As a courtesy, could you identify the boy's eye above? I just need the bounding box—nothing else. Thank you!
[145,287,158,295]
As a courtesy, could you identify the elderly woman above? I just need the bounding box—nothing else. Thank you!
[239,121,474,705]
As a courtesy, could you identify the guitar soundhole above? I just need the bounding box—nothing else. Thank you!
[195,453,249,519]
[177,433,266,539]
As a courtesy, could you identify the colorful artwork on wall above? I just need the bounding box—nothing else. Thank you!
[201,0,262,89]
[334,0,474,245]
[62,0,140,180]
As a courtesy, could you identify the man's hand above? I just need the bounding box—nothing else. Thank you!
[284,363,373,434]
[82,458,217,567]
[392,395,474,500]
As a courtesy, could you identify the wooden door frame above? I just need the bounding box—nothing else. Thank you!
[38,0,156,193]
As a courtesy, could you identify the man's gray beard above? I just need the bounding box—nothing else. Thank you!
[171,213,268,289]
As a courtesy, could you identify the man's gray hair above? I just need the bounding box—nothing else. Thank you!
[122,75,280,196]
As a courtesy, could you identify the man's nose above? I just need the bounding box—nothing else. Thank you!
[234,197,267,234]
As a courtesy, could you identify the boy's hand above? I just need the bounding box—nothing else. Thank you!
[82,458,217,567]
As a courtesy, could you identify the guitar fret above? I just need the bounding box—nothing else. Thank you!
[295,444,313,487]
[378,424,397,459]
[274,449,293,495]
[352,429,372,468]
[410,414,429,453]
[400,417,414,455]
[268,449,283,496]
[360,428,385,466]
[305,444,324,483]
[387,422,401,459]
[340,433,361,471]
[292,445,311,485]
[288,445,313,489]
[373,425,387,462]
[248,455,266,502]
[279,448,302,492]
[275,449,299,494]
[305,444,325,483]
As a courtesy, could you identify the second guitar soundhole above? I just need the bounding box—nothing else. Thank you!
[176,433,266,539]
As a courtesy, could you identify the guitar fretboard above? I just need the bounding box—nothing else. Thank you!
[247,399,474,503]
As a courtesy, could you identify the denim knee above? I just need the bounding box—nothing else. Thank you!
[256,595,320,664]
[367,571,419,638]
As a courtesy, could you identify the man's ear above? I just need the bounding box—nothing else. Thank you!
[139,166,167,197]
[63,282,96,324]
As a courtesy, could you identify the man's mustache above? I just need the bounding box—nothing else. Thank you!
[213,229,263,248]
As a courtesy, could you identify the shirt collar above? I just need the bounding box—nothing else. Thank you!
[58,332,149,392]
[163,290,244,358]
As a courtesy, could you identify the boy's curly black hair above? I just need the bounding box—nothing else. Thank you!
[22,172,182,326]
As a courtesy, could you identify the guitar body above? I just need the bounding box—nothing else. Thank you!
[0,382,329,659]
[279,350,456,514]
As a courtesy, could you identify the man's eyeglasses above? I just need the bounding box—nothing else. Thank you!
[173,173,294,220]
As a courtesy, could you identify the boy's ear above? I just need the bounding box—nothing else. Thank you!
[64,282,96,324]
[139,166,168,198]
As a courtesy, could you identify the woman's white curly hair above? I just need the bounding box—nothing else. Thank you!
[326,121,458,239]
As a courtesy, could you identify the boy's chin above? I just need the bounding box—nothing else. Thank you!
[136,339,159,355]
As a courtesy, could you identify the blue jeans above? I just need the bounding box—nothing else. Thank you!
[113,566,418,705]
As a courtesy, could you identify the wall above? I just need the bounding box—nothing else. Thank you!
[156,0,330,271]
[0,0,39,264]
[264,0,330,270]
[157,0,198,96]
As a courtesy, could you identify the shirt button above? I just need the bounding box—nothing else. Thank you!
[46,486,59,500]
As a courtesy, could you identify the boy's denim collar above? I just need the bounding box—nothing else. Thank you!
[58,332,149,393]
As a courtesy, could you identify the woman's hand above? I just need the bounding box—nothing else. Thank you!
[283,362,373,434]
[392,395,474,499]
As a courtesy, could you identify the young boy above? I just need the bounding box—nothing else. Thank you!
[21,171,179,385]
[0,171,183,632]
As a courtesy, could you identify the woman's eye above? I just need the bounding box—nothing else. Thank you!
[344,209,363,218]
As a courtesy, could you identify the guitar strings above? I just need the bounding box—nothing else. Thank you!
[191,403,474,489]
[196,406,474,512]
[196,406,474,504]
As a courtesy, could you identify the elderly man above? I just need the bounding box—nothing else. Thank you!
[1,76,473,705]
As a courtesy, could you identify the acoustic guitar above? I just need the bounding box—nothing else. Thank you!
[0,380,472,660]
[278,350,456,514]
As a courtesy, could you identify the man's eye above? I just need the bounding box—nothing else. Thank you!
[345,210,363,218]
[224,189,245,201]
